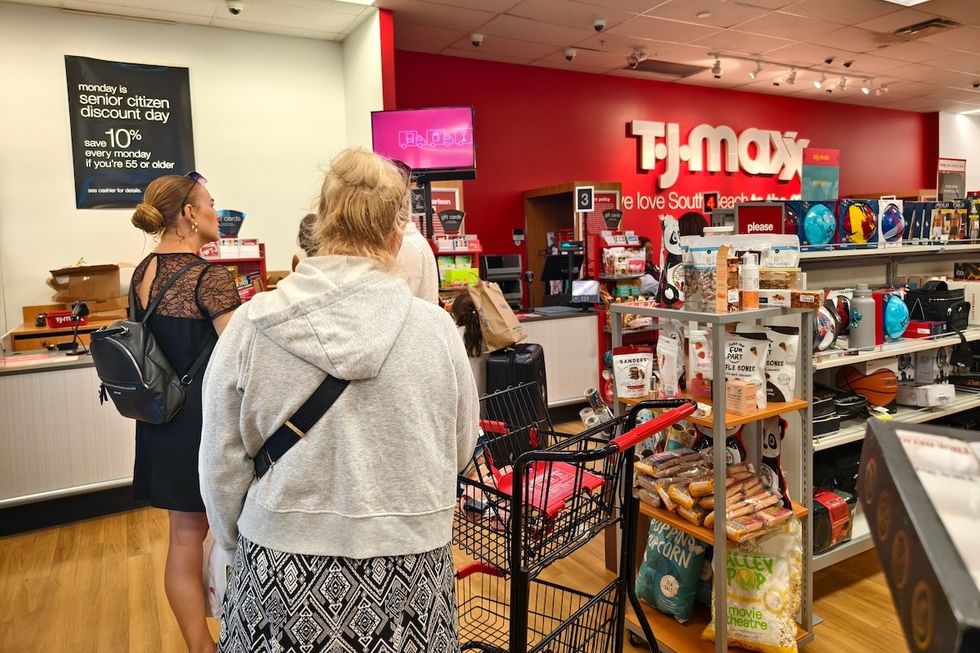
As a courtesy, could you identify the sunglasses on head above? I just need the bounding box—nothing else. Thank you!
[180,171,207,210]
[390,159,413,185]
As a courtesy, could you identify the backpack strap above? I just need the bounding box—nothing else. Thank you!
[140,258,209,324]
[253,374,351,479]
[179,332,217,386]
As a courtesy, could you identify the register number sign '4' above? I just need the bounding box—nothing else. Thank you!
[631,120,810,189]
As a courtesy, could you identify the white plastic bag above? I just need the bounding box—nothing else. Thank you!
[202,533,233,620]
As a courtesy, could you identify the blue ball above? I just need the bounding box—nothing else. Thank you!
[884,295,910,340]
[803,204,836,246]
[881,203,905,242]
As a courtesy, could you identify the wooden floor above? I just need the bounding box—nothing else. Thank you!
[0,506,907,653]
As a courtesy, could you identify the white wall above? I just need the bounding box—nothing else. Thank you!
[939,111,980,192]
[343,11,384,148]
[0,2,373,332]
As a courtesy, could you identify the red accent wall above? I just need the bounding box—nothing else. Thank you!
[395,50,937,254]
[379,10,396,110]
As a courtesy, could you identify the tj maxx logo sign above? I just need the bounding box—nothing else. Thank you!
[630,120,810,190]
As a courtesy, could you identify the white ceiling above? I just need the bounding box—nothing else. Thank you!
[7,0,980,113]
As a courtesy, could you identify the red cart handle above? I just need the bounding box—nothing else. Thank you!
[456,562,505,580]
[608,400,697,452]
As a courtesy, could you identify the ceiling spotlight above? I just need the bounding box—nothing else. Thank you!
[861,79,872,95]
[712,58,722,79]
[838,76,847,91]
[875,87,882,96]
[627,48,646,69]
[787,69,797,85]
[814,73,827,89]
[881,83,890,94]
[748,61,762,80]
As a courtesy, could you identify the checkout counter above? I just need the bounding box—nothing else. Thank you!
[516,308,599,407]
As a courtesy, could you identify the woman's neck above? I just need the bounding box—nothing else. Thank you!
[156,231,205,254]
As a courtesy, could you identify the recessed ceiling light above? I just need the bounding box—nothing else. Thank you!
[879,0,931,6]
[960,108,980,115]
[862,79,872,95]
[814,73,827,89]
[748,62,762,80]
[696,11,712,19]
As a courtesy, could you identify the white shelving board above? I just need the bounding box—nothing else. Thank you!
[800,243,980,262]
[814,327,980,371]
[813,507,873,572]
[813,389,980,452]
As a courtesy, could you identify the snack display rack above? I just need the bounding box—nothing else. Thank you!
[454,382,696,652]
[608,303,815,653]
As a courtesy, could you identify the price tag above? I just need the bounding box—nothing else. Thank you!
[575,186,594,212]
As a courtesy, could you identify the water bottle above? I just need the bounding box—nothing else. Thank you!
[849,284,876,351]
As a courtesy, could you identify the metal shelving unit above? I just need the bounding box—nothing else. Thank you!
[800,243,980,285]
[609,303,815,653]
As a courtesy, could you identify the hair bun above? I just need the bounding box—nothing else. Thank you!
[132,202,165,234]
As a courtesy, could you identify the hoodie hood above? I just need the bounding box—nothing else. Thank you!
[246,256,413,380]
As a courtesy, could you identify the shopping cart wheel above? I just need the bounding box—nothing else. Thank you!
[628,631,648,648]
[460,644,507,653]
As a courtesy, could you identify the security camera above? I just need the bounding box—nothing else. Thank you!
[843,60,854,68]
[824,56,835,65]
[225,0,243,15]
[564,48,577,62]
[470,33,483,47]
[711,59,722,79]
[773,80,780,87]
[593,18,606,32]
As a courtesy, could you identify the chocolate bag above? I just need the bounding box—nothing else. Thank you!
[467,281,527,352]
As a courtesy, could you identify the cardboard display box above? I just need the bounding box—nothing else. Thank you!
[860,421,980,653]
[47,264,120,302]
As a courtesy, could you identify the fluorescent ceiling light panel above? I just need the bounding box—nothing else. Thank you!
[339,0,375,5]
[879,0,932,6]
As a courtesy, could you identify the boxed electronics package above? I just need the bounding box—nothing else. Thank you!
[859,421,980,653]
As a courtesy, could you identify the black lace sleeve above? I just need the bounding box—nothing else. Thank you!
[197,265,242,319]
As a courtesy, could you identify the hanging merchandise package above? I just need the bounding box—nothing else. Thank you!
[703,518,803,653]
[691,423,747,464]
[760,417,792,506]
[613,345,654,399]
[636,519,708,624]
[688,329,712,399]
[726,331,770,410]
[656,332,682,397]
[738,324,800,404]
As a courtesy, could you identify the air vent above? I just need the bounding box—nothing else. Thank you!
[625,59,707,77]
[892,18,960,38]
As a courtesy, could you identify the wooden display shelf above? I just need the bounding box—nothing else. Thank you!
[619,393,808,429]
[638,500,809,545]
[8,320,115,353]
[626,600,811,653]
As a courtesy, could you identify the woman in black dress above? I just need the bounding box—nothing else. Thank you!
[130,173,241,653]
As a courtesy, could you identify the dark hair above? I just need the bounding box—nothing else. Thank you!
[297,213,318,256]
[132,175,200,235]
[678,212,707,237]
[451,293,484,358]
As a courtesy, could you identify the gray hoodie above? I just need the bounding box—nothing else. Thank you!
[200,255,479,558]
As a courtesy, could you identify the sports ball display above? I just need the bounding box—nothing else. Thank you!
[814,304,838,351]
[784,204,799,235]
[842,202,877,244]
[883,294,910,340]
[803,204,836,246]
[836,366,898,407]
[880,203,905,242]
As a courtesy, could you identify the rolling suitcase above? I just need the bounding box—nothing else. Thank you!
[485,343,548,409]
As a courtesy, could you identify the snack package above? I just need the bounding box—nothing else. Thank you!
[697,547,714,606]
[688,329,712,399]
[761,417,792,506]
[613,345,654,399]
[636,519,708,623]
[656,334,682,397]
[739,324,800,403]
[726,332,770,410]
[691,424,747,465]
[703,518,803,653]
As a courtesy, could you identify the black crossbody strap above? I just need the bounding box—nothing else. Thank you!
[141,259,208,324]
[253,374,351,479]
[179,333,217,386]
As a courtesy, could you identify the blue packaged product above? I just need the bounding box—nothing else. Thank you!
[798,201,836,251]
[636,519,707,623]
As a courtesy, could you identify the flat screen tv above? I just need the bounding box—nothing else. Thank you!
[371,106,475,173]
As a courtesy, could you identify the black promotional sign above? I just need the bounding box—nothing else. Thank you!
[65,55,195,209]
[437,209,465,235]
[602,209,623,229]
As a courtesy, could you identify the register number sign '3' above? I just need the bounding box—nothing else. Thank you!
[631,120,810,190]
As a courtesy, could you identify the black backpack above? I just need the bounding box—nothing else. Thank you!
[90,259,216,424]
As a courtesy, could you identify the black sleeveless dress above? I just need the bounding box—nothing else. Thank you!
[132,253,241,513]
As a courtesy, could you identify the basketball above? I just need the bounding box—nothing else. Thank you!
[836,366,898,406]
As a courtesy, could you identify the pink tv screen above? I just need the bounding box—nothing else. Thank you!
[371,107,475,172]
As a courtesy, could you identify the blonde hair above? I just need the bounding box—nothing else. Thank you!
[315,148,410,269]
[131,175,201,235]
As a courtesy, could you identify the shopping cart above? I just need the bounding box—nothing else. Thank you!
[455,382,696,652]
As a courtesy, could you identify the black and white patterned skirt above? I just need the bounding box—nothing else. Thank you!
[219,535,460,653]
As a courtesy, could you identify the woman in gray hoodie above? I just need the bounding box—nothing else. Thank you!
[200,148,479,652]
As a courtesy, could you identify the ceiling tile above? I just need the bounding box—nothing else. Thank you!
[763,42,856,67]
[376,0,494,31]
[837,53,908,73]
[448,32,557,58]
[782,0,904,25]
[61,0,211,22]
[886,62,951,82]
[505,0,635,32]
[926,88,980,102]
[736,11,843,39]
[876,39,953,63]
[209,0,359,32]
[735,0,796,9]
[920,26,980,50]
[918,0,980,25]
[422,0,522,12]
[4,0,61,5]
[478,13,593,46]
[441,47,536,64]
[923,49,980,74]
[394,22,467,50]
[532,57,618,75]
[574,0,670,13]
[641,0,770,29]
[62,0,215,16]
[281,0,368,15]
[854,7,937,33]
[210,16,337,39]
[535,47,630,70]
[606,15,720,43]
[694,29,795,57]
[674,67,756,89]
[607,68,686,81]
[805,25,905,53]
